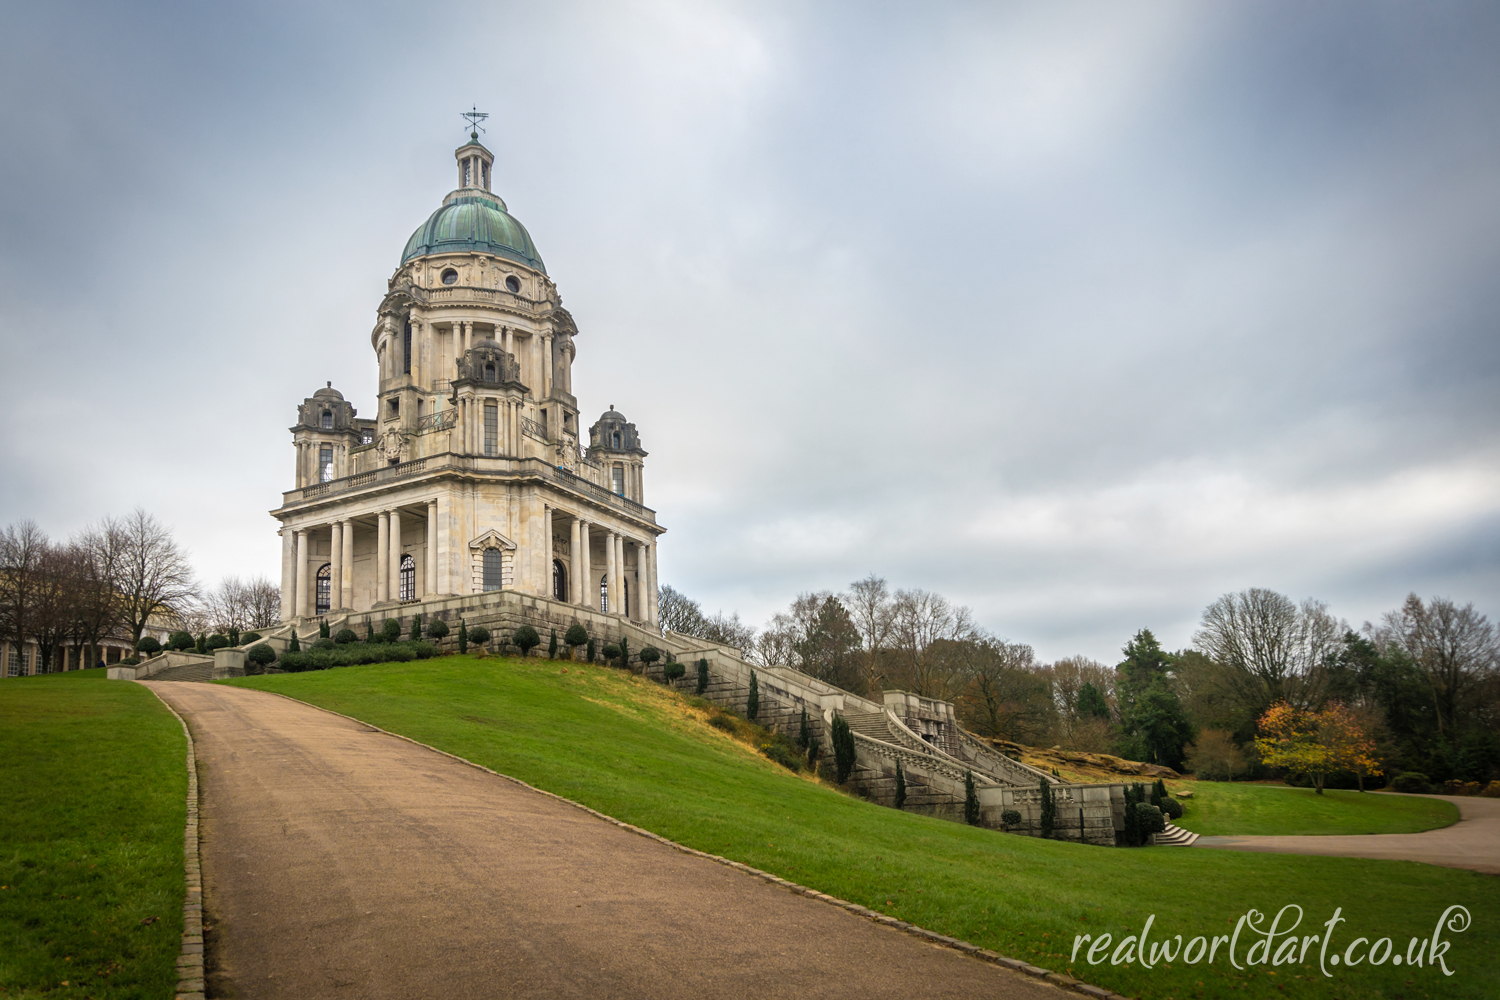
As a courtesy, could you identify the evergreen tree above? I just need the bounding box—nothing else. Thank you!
[619,637,629,668]
[696,658,710,695]
[410,615,422,641]
[458,619,468,654]
[319,619,330,639]
[1039,778,1056,838]
[894,760,907,809]
[964,772,981,825]
[586,637,596,662]
[564,624,589,656]
[548,629,559,660]
[797,708,810,749]
[747,670,759,721]
[365,622,376,643]
[287,632,299,654]
[832,715,855,784]
[1077,681,1111,721]
[807,736,819,767]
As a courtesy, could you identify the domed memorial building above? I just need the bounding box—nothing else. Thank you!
[273,130,662,627]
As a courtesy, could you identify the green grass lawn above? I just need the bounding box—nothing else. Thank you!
[228,656,1500,1000]
[1173,781,1460,836]
[0,670,187,1000]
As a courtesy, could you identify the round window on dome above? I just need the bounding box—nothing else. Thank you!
[505,275,521,293]
[441,268,458,286]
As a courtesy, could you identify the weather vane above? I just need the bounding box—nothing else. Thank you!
[462,106,488,140]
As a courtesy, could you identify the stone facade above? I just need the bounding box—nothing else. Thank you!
[273,135,664,628]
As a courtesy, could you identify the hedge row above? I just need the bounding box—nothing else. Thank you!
[278,640,441,672]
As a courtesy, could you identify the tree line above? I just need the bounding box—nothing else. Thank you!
[659,577,1500,787]
[0,511,280,673]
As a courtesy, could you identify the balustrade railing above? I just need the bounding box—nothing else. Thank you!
[415,409,456,432]
[520,417,548,441]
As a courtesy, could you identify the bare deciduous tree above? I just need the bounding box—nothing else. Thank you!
[72,521,129,669]
[657,584,757,655]
[887,588,977,698]
[114,508,197,647]
[0,520,50,673]
[204,576,282,633]
[950,636,1053,742]
[1192,588,1344,709]
[1378,594,1499,736]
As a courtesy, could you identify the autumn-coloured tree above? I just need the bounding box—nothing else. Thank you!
[1254,701,1382,794]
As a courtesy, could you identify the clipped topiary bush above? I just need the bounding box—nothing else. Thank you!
[1160,796,1184,820]
[166,631,193,651]
[319,619,330,640]
[602,643,621,662]
[287,632,300,653]
[246,644,276,670]
[311,637,335,651]
[241,631,261,644]
[334,628,357,645]
[696,658,709,695]
[426,618,450,640]
[664,661,685,681]
[512,625,539,656]
[135,636,162,655]
[547,629,558,659]
[381,618,402,642]
[118,656,141,666]
[206,634,230,651]
[1392,772,1432,794]
[1001,809,1023,830]
[467,626,491,647]
[639,646,662,671]
[565,624,588,652]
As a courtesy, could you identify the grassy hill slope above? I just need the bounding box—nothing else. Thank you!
[1175,782,1459,837]
[228,655,1499,1000]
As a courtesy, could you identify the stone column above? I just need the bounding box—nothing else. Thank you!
[569,517,582,605]
[633,541,644,623]
[376,512,389,603]
[647,540,659,625]
[425,500,438,597]
[294,529,309,618]
[340,519,354,609]
[280,528,295,620]
[580,521,592,611]
[389,508,403,600]
[542,333,553,397]
[329,522,343,612]
[542,504,553,600]
[436,492,452,596]
[615,534,627,618]
[605,530,617,614]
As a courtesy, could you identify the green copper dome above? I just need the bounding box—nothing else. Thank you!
[401,189,546,273]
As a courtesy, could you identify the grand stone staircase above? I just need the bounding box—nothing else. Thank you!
[146,662,216,683]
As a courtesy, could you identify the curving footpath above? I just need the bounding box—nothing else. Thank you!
[141,681,1072,1000]
[1195,794,1500,874]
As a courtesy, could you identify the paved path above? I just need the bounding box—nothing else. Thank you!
[143,682,1060,1000]
[1195,794,1500,874]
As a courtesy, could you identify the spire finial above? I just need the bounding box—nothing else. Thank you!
[462,106,488,142]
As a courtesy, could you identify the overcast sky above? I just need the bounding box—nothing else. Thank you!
[2,1,1496,663]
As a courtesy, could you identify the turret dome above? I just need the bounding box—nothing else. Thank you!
[400,138,545,272]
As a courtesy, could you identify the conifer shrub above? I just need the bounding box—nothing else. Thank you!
[134,636,161,655]
[1392,772,1432,794]
[664,661,685,681]
[797,709,810,749]
[365,622,377,643]
[1001,809,1023,830]
[807,736,819,767]
[639,646,662,671]
[227,627,240,646]
[512,626,538,656]
[618,637,630,667]
[410,616,423,642]
[747,671,760,721]
[381,618,402,642]
[287,632,300,653]
[458,620,468,653]
[964,772,981,825]
[1039,778,1056,838]
[468,626,492,647]
[564,624,588,652]
[696,658,709,694]
[167,631,194,651]
[1160,796,1184,820]
[195,634,208,654]
[426,618,450,640]
[586,637,595,662]
[319,619,330,639]
[334,628,357,644]
[831,715,855,784]
[603,644,621,663]
[895,760,907,809]
[548,629,559,659]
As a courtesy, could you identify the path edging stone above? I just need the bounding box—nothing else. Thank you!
[138,682,206,1000]
[232,685,1133,1000]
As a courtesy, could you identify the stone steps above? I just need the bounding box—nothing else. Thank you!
[1151,822,1199,847]
[151,663,216,683]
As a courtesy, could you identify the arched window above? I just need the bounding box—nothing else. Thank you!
[553,559,567,602]
[321,410,333,429]
[599,574,608,613]
[483,548,504,592]
[399,554,416,601]
[483,363,496,382]
[315,564,331,614]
